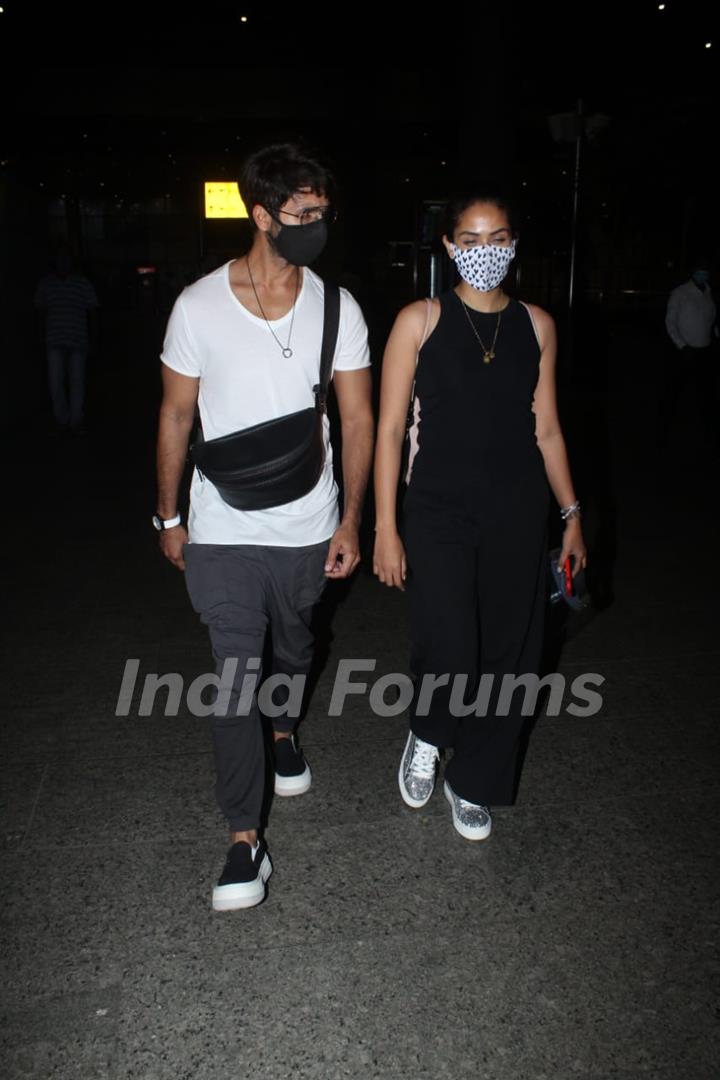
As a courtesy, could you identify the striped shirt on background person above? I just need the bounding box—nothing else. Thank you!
[35,273,99,348]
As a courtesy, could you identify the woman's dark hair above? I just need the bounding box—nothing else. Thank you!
[239,143,336,227]
[443,185,517,240]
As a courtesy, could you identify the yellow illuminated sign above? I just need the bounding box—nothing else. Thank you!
[204,182,248,219]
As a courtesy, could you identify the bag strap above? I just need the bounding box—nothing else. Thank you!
[419,296,434,350]
[195,281,342,447]
[407,297,434,422]
[315,281,341,411]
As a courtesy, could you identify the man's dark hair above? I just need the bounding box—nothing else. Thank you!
[443,184,517,240]
[239,143,336,228]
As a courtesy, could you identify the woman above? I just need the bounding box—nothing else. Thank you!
[373,188,586,840]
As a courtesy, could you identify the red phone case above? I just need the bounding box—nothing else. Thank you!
[563,557,574,595]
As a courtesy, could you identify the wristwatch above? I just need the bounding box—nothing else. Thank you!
[152,513,182,531]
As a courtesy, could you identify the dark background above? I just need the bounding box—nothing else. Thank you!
[1,9,719,1076]
[2,0,718,426]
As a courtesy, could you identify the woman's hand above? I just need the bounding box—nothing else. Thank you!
[557,518,587,577]
[373,527,407,590]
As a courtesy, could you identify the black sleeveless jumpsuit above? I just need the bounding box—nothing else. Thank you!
[403,290,550,806]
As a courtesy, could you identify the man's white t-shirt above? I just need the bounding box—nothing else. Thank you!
[665,279,717,349]
[161,261,370,546]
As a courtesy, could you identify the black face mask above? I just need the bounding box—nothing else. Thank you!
[269,218,328,266]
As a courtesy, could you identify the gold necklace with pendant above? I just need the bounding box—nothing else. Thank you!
[459,297,503,363]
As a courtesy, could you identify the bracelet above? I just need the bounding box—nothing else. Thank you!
[152,513,182,531]
[560,500,581,522]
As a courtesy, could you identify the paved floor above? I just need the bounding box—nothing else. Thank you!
[1,324,718,1079]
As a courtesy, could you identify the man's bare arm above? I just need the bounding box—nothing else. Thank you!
[325,367,374,578]
[156,365,199,570]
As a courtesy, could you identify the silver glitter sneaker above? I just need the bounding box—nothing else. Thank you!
[398,731,440,808]
[444,780,492,841]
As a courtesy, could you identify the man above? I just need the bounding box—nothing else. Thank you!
[35,250,98,433]
[661,257,718,449]
[155,144,373,911]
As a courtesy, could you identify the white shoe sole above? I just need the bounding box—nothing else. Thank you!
[398,732,436,809]
[212,854,273,911]
[274,763,312,797]
[444,782,492,841]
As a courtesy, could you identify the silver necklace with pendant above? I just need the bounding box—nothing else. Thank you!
[247,257,300,358]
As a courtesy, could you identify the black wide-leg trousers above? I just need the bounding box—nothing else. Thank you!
[403,478,549,806]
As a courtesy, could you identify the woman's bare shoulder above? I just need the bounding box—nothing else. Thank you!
[392,296,440,342]
[521,301,555,331]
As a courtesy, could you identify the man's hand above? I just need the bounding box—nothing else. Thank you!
[324,521,361,579]
[159,525,188,570]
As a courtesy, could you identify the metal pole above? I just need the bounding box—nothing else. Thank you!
[567,97,583,375]
[429,253,438,299]
[198,182,205,276]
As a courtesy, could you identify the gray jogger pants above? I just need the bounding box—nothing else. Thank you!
[183,541,329,831]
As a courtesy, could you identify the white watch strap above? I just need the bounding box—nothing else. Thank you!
[160,514,182,529]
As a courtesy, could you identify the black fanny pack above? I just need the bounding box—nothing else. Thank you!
[190,282,340,512]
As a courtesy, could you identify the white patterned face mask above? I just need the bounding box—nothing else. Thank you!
[451,240,516,292]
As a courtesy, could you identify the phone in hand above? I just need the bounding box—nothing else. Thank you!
[549,549,589,611]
